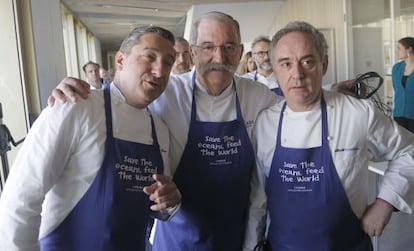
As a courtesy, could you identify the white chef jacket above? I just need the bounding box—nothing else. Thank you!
[242,71,279,90]
[0,84,171,251]
[243,90,414,250]
[150,68,281,173]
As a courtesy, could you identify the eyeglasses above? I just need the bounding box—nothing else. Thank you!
[253,51,269,58]
[192,43,241,56]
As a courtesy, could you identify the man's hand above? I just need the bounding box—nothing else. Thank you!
[47,77,90,106]
[143,174,181,211]
[331,79,356,97]
[361,199,394,237]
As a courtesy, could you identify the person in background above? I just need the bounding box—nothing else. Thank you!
[83,61,103,89]
[0,26,181,251]
[107,68,116,83]
[237,51,256,75]
[244,21,414,251]
[99,67,111,86]
[242,35,283,96]
[171,37,192,75]
[392,37,414,133]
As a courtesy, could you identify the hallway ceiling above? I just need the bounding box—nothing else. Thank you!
[61,0,275,51]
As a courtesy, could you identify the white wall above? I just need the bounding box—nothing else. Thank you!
[0,0,29,168]
[31,0,67,108]
[268,0,350,82]
[94,37,103,66]
[185,1,283,45]
[0,0,72,167]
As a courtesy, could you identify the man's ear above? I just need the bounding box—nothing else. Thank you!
[322,55,329,76]
[190,45,196,61]
[115,51,125,71]
[239,44,244,61]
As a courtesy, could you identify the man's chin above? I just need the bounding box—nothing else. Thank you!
[286,88,308,97]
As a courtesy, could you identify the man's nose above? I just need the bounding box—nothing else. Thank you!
[176,53,184,63]
[212,46,226,63]
[291,62,304,79]
[152,60,163,78]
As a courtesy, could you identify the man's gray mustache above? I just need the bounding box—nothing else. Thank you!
[202,63,235,73]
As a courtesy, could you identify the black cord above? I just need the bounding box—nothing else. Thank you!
[348,71,391,117]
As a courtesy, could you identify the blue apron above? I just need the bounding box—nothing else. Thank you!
[266,96,372,251]
[254,71,283,96]
[39,86,164,251]
[153,73,254,251]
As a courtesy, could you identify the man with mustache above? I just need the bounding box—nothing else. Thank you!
[49,11,280,250]
[150,12,281,251]
[0,26,181,251]
[242,36,283,96]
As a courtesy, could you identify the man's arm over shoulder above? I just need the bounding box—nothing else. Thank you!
[48,77,90,106]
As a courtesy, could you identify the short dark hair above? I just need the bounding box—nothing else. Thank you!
[270,21,328,65]
[119,26,175,55]
[398,37,414,51]
[82,61,100,73]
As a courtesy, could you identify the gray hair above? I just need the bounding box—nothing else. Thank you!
[270,21,328,65]
[119,26,175,55]
[251,35,271,51]
[189,11,241,45]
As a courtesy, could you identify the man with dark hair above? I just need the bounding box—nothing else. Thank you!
[0,26,181,251]
[82,60,103,89]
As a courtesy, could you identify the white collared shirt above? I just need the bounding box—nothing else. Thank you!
[243,91,414,250]
[150,69,281,173]
[0,84,171,250]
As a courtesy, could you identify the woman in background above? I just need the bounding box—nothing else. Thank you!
[392,37,414,133]
[237,51,256,75]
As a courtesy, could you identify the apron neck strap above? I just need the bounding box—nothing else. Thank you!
[190,72,242,121]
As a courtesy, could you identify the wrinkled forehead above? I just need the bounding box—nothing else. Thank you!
[273,32,317,56]
[132,33,175,60]
[196,18,239,44]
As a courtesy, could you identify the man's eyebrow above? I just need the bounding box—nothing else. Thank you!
[142,46,160,52]
[300,54,315,60]
[142,46,175,58]
[276,54,315,63]
[198,41,238,45]
[277,57,290,63]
